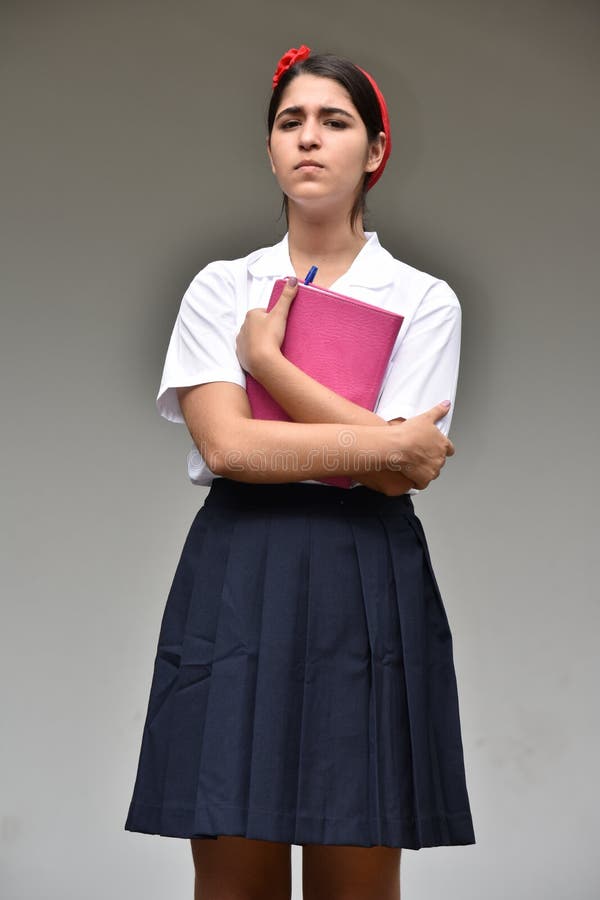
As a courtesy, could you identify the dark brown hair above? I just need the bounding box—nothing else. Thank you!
[267,53,384,233]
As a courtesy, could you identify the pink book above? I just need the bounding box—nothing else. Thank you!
[245,278,404,488]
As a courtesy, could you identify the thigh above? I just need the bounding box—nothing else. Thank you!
[302,843,402,900]
[190,836,292,900]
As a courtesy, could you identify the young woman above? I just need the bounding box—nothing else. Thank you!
[125,45,476,900]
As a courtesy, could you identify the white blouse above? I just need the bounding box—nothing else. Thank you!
[156,231,461,496]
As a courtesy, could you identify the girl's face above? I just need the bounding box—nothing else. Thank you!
[267,73,385,213]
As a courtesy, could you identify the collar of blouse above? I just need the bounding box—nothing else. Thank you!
[247,231,397,290]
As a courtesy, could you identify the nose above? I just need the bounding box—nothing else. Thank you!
[298,117,321,150]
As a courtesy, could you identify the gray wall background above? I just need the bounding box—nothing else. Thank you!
[2,1,598,898]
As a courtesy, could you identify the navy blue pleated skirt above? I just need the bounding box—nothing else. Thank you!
[124,477,476,849]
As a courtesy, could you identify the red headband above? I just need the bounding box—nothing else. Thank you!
[271,45,391,191]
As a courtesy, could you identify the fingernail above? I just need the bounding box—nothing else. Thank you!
[288,276,298,286]
[441,400,451,408]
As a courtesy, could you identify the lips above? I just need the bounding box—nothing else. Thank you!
[295,160,324,169]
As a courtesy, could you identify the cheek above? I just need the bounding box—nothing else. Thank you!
[341,139,371,172]
[268,138,287,169]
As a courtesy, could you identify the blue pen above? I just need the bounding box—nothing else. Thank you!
[304,265,318,284]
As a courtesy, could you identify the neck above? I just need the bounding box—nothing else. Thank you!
[286,200,367,263]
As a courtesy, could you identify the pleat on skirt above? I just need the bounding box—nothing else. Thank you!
[124,476,476,849]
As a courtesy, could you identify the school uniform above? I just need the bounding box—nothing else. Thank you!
[124,232,476,849]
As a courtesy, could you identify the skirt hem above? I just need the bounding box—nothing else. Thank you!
[124,800,476,850]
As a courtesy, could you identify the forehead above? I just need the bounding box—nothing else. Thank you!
[276,73,355,113]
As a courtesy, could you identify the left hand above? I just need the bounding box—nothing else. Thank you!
[236,276,299,377]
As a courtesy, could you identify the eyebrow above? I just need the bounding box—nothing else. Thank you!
[275,105,355,122]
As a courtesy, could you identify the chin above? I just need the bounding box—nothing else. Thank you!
[286,183,354,205]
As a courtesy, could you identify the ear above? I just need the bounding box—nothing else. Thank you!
[266,135,276,175]
[364,131,387,174]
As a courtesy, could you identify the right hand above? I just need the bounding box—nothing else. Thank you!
[383,402,455,492]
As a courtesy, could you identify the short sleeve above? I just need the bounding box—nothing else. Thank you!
[375,280,462,437]
[156,261,247,423]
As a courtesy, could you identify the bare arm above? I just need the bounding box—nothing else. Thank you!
[251,349,416,493]
[177,381,396,485]
[177,382,452,491]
